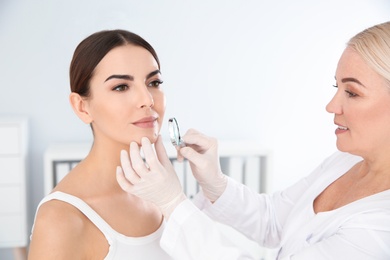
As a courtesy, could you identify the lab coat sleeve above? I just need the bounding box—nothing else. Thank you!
[192,152,343,247]
[192,176,311,247]
[280,210,390,259]
[161,199,256,260]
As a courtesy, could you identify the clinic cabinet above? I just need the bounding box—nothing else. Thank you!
[0,118,28,248]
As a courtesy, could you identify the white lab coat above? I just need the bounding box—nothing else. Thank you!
[161,151,390,259]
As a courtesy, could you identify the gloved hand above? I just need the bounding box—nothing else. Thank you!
[116,135,186,219]
[179,129,227,202]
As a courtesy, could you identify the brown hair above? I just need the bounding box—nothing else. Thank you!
[69,29,160,97]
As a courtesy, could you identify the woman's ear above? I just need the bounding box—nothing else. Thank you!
[69,92,93,124]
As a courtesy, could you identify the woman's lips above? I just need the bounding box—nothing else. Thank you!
[133,116,157,128]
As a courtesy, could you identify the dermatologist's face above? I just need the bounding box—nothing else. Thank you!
[326,47,390,157]
[86,44,166,145]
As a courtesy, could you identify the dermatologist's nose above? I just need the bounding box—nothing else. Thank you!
[326,93,341,114]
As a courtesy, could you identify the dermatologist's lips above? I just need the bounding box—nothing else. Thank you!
[133,116,158,128]
[334,122,349,134]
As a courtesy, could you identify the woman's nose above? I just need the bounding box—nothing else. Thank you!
[138,86,154,108]
[141,97,154,108]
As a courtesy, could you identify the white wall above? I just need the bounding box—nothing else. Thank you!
[0,0,389,257]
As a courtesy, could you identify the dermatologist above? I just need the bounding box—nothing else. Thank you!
[116,21,390,259]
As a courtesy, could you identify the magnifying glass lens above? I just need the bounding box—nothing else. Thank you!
[168,118,184,147]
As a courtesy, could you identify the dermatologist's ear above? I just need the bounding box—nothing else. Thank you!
[69,92,93,124]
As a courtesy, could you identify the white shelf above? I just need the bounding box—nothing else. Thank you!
[0,117,28,248]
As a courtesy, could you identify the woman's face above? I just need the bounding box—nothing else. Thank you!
[86,44,166,146]
[326,47,390,157]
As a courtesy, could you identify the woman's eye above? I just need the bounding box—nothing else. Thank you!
[113,84,128,92]
[148,80,163,88]
[345,90,358,98]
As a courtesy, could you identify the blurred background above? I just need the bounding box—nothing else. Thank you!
[0,0,389,258]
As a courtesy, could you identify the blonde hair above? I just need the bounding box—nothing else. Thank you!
[347,21,390,87]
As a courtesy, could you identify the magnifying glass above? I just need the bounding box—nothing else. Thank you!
[168,117,185,147]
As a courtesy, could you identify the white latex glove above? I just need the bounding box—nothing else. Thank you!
[116,135,186,219]
[179,129,227,202]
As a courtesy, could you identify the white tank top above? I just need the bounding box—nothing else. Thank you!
[33,191,172,260]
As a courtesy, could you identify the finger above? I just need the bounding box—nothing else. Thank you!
[182,128,214,149]
[120,150,142,183]
[116,166,134,192]
[154,135,172,166]
[176,147,184,162]
[179,146,204,166]
[183,128,200,136]
[140,137,160,169]
[120,149,134,175]
[129,141,150,177]
[181,128,201,142]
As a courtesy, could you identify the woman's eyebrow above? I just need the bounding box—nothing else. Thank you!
[105,74,134,82]
[146,70,161,79]
[104,70,161,82]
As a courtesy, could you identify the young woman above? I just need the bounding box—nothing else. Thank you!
[29,30,172,259]
[117,21,390,259]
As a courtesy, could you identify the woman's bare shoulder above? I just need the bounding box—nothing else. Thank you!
[36,198,86,228]
[29,199,89,259]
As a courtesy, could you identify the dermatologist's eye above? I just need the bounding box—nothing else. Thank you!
[112,84,129,92]
[332,84,338,88]
[148,80,163,88]
[345,90,358,98]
